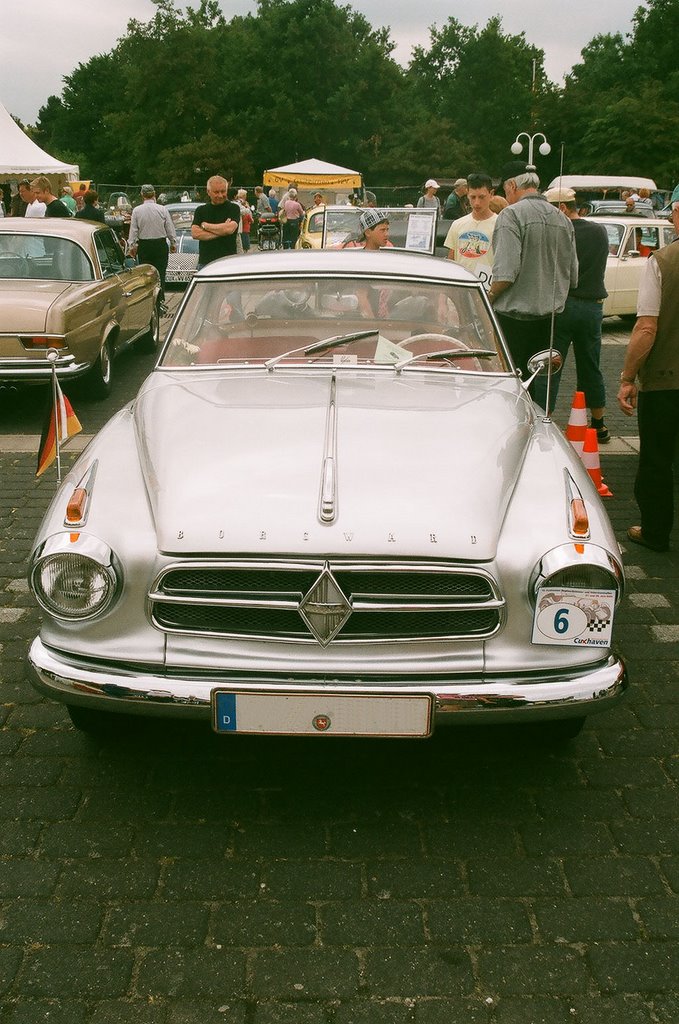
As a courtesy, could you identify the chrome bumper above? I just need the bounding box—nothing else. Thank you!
[28,637,627,727]
[0,355,90,382]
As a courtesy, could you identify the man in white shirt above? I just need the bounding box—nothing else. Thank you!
[617,183,679,552]
[444,173,497,289]
[23,181,46,218]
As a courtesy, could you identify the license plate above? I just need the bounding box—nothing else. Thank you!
[169,273,192,282]
[532,587,616,647]
[212,689,432,737]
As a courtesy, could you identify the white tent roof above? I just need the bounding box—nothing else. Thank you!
[0,99,79,178]
[263,158,361,189]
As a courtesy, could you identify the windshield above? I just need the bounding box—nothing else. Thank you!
[168,207,198,232]
[0,233,94,281]
[322,208,437,253]
[162,275,507,372]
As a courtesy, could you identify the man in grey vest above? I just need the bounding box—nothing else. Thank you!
[618,183,679,552]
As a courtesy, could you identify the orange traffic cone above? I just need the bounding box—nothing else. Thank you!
[565,391,587,455]
[582,428,613,498]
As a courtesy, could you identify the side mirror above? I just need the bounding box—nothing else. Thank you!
[524,349,563,388]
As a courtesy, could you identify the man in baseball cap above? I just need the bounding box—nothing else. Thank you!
[443,178,470,221]
[358,209,391,250]
[128,184,177,307]
[418,179,440,210]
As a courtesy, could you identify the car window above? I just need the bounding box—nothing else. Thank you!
[602,223,625,255]
[95,230,124,275]
[625,226,659,256]
[0,232,93,281]
[308,211,325,234]
[162,275,508,374]
[661,226,677,247]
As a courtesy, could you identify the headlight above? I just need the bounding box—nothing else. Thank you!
[30,535,121,620]
[530,544,624,606]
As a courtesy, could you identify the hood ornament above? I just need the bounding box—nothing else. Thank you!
[299,563,352,646]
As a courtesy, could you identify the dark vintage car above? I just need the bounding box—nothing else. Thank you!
[164,201,200,286]
[0,218,160,398]
[27,249,626,739]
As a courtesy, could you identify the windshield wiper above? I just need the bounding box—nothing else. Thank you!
[264,330,380,371]
[394,348,496,372]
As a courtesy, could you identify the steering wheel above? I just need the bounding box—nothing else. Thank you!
[401,333,481,371]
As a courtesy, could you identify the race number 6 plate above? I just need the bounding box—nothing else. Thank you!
[532,587,616,647]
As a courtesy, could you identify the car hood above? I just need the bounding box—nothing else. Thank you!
[134,370,533,560]
[0,280,74,331]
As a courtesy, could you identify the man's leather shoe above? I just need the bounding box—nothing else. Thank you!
[626,526,669,552]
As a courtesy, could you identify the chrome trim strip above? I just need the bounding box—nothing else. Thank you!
[151,557,503,578]
[28,637,628,725]
[319,375,338,523]
[149,592,503,614]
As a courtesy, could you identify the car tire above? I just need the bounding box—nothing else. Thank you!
[84,336,113,399]
[136,299,161,354]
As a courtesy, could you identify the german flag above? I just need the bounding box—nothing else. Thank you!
[36,378,82,477]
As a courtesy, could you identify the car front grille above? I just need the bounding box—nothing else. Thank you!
[148,560,503,644]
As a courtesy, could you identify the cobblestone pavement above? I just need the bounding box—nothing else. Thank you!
[0,309,678,1022]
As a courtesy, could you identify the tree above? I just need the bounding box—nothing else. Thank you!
[406,17,553,178]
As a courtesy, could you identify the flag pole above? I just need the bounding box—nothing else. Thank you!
[46,348,62,484]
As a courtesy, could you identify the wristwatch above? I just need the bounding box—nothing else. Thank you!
[620,372,635,384]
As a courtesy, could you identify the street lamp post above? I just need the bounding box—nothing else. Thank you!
[510,132,550,169]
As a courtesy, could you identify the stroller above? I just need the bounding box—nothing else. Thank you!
[257,211,281,250]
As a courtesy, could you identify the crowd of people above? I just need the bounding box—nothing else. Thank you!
[3,167,679,551]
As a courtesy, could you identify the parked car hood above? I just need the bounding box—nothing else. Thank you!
[134,370,533,560]
[0,280,75,332]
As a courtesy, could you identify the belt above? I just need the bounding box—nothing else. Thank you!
[569,295,604,303]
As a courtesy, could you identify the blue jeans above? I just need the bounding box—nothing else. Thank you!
[532,296,605,413]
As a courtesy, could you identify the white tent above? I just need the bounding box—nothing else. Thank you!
[263,158,362,190]
[0,99,79,178]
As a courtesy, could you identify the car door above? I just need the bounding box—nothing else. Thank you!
[614,226,659,315]
[94,229,153,342]
[601,222,626,315]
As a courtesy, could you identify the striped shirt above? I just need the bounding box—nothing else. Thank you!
[128,200,177,246]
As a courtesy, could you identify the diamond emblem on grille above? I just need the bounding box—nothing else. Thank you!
[298,564,352,646]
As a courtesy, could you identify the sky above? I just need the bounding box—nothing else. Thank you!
[1,0,643,125]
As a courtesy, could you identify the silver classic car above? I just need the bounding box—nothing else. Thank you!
[0,219,160,398]
[27,249,627,739]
